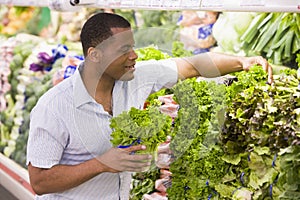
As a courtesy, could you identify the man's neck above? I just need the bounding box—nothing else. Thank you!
[80,65,115,115]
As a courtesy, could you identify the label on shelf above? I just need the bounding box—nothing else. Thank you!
[120,0,135,6]
[163,0,182,7]
[107,0,121,6]
[240,0,265,6]
[135,0,151,7]
[96,0,108,6]
[201,0,224,8]
[180,0,201,8]
[151,0,164,7]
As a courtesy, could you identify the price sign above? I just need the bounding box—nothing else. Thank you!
[121,0,135,6]
[151,0,163,7]
[180,0,201,8]
[107,0,121,6]
[240,0,265,6]
[201,0,224,8]
[135,0,151,7]
[163,0,182,7]
[96,0,108,6]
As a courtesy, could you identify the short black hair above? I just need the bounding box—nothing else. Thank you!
[80,12,131,57]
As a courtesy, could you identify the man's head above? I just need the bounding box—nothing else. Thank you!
[80,12,131,57]
[80,12,138,81]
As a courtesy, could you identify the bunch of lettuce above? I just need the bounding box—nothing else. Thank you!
[276,145,300,199]
[110,105,172,200]
[168,78,229,199]
[110,106,172,155]
[222,66,299,154]
[135,44,171,61]
[219,66,300,199]
[110,45,174,200]
[130,167,161,200]
[171,41,193,58]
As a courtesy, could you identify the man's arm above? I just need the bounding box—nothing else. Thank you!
[173,52,273,83]
[28,145,151,195]
[28,158,106,195]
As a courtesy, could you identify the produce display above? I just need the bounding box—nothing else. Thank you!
[0,6,51,36]
[0,6,300,200]
[213,12,300,68]
[212,12,258,55]
[109,46,300,199]
[0,32,82,167]
[241,13,300,67]
[114,66,300,199]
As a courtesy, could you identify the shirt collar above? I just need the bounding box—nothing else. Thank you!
[73,62,95,108]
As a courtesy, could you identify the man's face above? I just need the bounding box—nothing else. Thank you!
[97,27,138,81]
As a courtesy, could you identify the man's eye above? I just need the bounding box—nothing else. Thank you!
[121,45,134,53]
[123,48,130,52]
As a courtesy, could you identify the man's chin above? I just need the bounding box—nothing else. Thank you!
[119,74,135,81]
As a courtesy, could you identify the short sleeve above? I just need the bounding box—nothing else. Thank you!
[154,59,178,90]
[135,59,178,92]
[26,103,69,168]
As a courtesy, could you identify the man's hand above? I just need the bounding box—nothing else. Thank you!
[97,145,152,172]
[241,55,273,84]
[175,52,273,83]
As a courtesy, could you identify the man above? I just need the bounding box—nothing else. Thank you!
[27,12,272,200]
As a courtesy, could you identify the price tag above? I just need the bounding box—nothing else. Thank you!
[107,0,121,6]
[201,0,224,8]
[121,0,135,6]
[151,0,163,7]
[96,0,108,6]
[163,0,182,7]
[135,0,151,7]
[180,0,201,7]
[240,0,265,6]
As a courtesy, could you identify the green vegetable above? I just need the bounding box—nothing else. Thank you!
[168,78,229,199]
[110,105,172,200]
[213,12,258,54]
[110,106,172,155]
[135,44,171,61]
[241,13,300,66]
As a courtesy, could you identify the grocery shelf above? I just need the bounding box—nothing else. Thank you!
[0,184,18,200]
[0,153,35,200]
[0,0,299,12]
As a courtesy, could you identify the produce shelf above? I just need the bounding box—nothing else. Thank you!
[0,184,18,200]
[0,153,35,200]
[0,0,299,12]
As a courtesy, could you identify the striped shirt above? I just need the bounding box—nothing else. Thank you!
[26,59,178,200]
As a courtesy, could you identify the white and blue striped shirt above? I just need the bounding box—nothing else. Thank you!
[26,59,178,200]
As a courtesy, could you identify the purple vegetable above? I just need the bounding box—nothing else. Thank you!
[37,52,53,64]
[29,63,44,72]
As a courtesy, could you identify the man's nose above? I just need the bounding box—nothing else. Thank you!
[129,49,138,60]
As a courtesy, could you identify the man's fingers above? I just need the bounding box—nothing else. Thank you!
[252,56,273,84]
[121,144,147,154]
[120,155,153,172]
[267,64,273,84]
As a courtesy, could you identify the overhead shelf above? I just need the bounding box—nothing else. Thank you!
[0,0,299,12]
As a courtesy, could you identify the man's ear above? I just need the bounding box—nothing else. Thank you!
[87,47,102,62]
